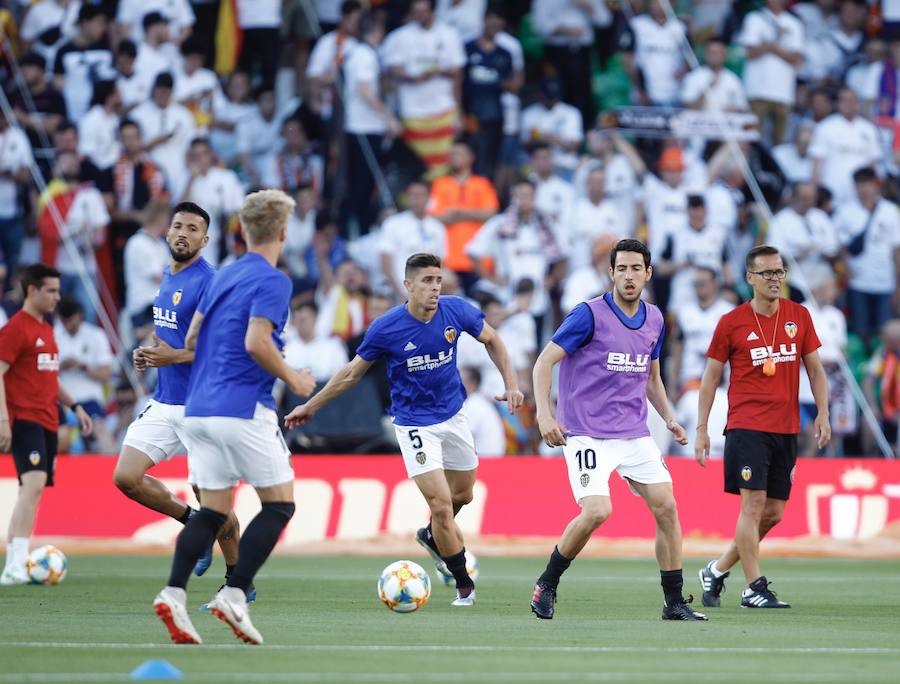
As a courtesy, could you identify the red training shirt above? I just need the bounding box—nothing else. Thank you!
[0,310,60,431]
[706,299,821,435]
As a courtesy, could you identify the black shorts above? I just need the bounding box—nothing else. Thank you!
[723,429,797,501]
[11,420,58,486]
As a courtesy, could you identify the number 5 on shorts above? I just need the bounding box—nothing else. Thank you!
[409,429,423,449]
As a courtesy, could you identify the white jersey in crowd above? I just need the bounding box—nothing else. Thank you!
[171,167,244,266]
[135,42,183,89]
[436,0,486,43]
[381,20,465,119]
[56,186,110,276]
[674,297,734,387]
[630,15,686,105]
[767,206,839,282]
[561,266,610,314]
[681,66,748,111]
[379,211,447,289]
[496,32,524,137]
[799,302,847,403]
[562,197,627,271]
[123,230,170,316]
[283,332,348,384]
[457,312,536,399]
[738,8,805,105]
[174,68,221,108]
[664,222,728,313]
[834,198,900,294]
[236,0,281,29]
[467,215,556,316]
[520,102,583,172]
[572,154,638,230]
[462,391,506,457]
[809,113,882,204]
[129,99,196,189]
[705,181,740,235]
[0,126,34,220]
[78,106,121,171]
[531,0,611,47]
[54,319,114,406]
[642,174,691,256]
[772,142,813,184]
[117,0,195,43]
[342,42,388,135]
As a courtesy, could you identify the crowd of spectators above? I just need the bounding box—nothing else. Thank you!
[1,0,900,457]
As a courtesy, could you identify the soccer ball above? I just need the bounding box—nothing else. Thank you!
[377,560,431,613]
[440,550,479,586]
[26,545,68,585]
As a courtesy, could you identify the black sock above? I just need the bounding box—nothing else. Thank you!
[226,502,295,593]
[538,546,572,591]
[423,523,439,552]
[661,569,684,606]
[168,508,226,589]
[225,563,236,580]
[176,506,195,526]
[749,575,768,592]
[442,548,474,593]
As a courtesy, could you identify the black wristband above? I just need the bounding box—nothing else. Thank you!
[70,402,82,413]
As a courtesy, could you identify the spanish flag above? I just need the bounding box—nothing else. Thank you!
[215,0,243,75]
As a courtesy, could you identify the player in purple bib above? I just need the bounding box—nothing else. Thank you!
[529,239,707,621]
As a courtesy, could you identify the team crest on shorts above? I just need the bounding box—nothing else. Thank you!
[172,289,183,306]
[784,322,797,338]
[741,466,752,482]
[444,326,457,344]
[29,451,41,466]
[415,451,427,465]
[580,473,590,487]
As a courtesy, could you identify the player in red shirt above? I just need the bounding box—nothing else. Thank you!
[0,264,93,585]
[694,246,831,609]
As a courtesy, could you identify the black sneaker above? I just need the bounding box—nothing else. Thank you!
[662,595,708,621]
[531,582,556,619]
[741,577,790,608]
[698,560,729,607]
[415,527,451,578]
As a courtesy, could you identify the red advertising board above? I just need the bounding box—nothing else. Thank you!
[1,456,899,543]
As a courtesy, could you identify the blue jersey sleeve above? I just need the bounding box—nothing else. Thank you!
[456,297,485,338]
[196,273,217,316]
[249,272,292,326]
[651,325,665,360]
[551,303,594,354]
[356,317,388,361]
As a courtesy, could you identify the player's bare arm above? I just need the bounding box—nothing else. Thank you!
[284,355,374,428]
[476,322,524,413]
[803,350,832,450]
[141,333,194,368]
[245,317,315,397]
[646,359,687,445]
[0,361,10,452]
[58,380,93,438]
[184,310,205,352]
[532,341,569,447]
[694,358,725,466]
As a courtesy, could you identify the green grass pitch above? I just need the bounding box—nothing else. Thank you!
[0,555,898,683]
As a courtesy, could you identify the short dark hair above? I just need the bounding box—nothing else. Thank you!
[21,263,60,296]
[189,136,211,149]
[745,245,781,271]
[172,202,210,231]
[117,40,137,58]
[687,194,706,208]
[142,11,167,30]
[529,141,552,156]
[462,365,482,388]
[153,72,174,90]
[853,166,878,184]
[120,118,140,134]
[77,4,105,23]
[294,301,319,316]
[90,80,117,107]
[57,120,76,135]
[407,178,430,192]
[405,253,442,279]
[341,0,363,15]
[610,239,651,269]
[57,296,83,320]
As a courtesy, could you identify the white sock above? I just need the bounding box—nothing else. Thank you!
[10,538,29,567]
[219,585,246,604]
[163,586,187,604]
[709,560,727,578]
[3,544,12,571]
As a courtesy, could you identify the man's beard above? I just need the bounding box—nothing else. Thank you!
[170,246,199,262]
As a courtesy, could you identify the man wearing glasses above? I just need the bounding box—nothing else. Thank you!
[693,245,831,609]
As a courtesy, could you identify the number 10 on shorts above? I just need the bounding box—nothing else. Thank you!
[574,448,596,471]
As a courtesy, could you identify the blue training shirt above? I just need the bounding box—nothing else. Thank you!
[184,253,292,419]
[552,293,665,357]
[152,258,216,405]
[356,296,485,427]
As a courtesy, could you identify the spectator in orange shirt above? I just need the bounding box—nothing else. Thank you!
[428,140,499,290]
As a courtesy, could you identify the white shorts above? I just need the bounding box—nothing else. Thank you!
[394,411,478,478]
[122,400,188,465]
[182,403,295,490]
[564,435,671,502]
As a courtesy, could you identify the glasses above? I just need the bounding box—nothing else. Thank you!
[748,269,787,281]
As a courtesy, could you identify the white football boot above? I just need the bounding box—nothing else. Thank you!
[207,585,264,645]
[154,586,203,644]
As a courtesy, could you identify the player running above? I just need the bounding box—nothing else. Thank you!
[113,202,247,602]
[529,239,707,621]
[1,264,93,584]
[695,245,830,609]
[153,189,315,645]
[285,253,523,607]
